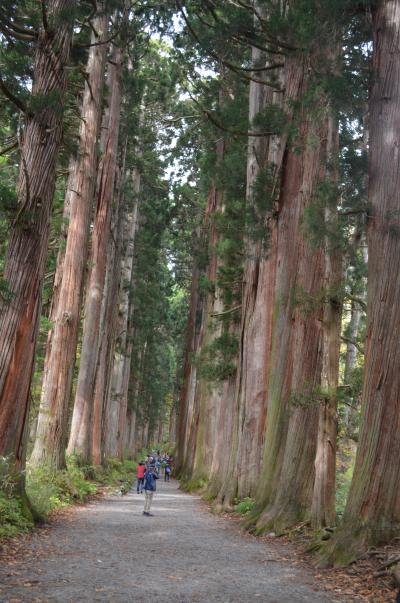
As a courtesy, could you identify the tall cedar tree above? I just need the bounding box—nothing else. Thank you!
[67,41,124,461]
[30,5,109,470]
[0,1,72,486]
[324,0,400,562]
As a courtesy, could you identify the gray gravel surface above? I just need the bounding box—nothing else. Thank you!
[0,480,345,602]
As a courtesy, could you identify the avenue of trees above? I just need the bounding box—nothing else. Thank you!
[0,0,399,565]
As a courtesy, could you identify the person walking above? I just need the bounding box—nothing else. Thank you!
[143,464,159,516]
[164,463,171,481]
[136,461,146,494]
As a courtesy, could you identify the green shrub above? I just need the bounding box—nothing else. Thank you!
[26,463,98,515]
[234,497,255,515]
[0,457,136,541]
[0,491,33,538]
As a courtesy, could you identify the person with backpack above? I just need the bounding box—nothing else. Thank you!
[136,461,146,494]
[143,464,159,516]
[164,463,171,481]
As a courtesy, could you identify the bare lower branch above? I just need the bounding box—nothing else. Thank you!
[210,305,242,317]
[0,76,27,113]
[340,336,364,354]
[0,140,18,156]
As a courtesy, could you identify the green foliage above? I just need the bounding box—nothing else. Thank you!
[289,384,337,410]
[197,330,239,382]
[234,497,255,515]
[0,457,136,540]
[26,462,98,516]
[0,492,33,538]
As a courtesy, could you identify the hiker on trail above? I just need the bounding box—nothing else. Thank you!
[143,464,159,516]
[136,461,146,494]
[164,463,171,482]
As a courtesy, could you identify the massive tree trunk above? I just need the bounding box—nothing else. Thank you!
[216,10,276,506]
[175,257,201,475]
[91,145,126,465]
[255,98,326,533]
[312,112,342,528]
[106,131,142,460]
[169,401,177,444]
[124,407,136,458]
[183,179,233,490]
[325,0,400,561]
[67,44,123,461]
[0,1,72,482]
[30,8,109,469]
[240,51,332,533]
[178,72,235,488]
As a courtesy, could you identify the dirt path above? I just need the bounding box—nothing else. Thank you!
[0,480,348,602]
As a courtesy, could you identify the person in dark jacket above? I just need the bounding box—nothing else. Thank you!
[143,465,159,516]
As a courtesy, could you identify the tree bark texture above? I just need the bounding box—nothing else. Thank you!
[0,1,72,472]
[175,260,200,475]
[218,14,278,504]
[311,112,342,528]
[31,8,109,469]
[91,151,125,465]
[327,0,400,560]
[67,45,123,460]
[107,129,143,460]
[185,179,239,493]
[253,56,328,533]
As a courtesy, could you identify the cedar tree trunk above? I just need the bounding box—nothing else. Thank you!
[67,45,123,460]
[324,0,400,562]
[0,1,72,481]
[31,8,109,469]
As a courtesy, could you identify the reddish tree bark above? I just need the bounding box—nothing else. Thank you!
[91,150,125,465]
[106,126,143,461]
[325,0,400,561]
[237,49,338,533]
[0,1,72,481]
[30,7,109,469]
[175,260,200,475]
[67,45,123,461]
[312,112,342,528]
[216,17,279,506]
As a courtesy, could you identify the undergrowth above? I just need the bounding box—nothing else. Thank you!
[0,456,136,540]
[0,492,34,538]
[180,476,208,493]
[234,497,255,515]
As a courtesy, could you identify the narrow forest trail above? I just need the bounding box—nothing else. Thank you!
[0,481,346,603]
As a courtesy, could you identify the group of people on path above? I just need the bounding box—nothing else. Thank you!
[135,451,173,516]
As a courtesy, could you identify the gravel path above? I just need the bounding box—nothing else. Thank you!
[0,480,345,602]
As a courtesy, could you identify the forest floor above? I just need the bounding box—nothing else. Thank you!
[0,480,395,603]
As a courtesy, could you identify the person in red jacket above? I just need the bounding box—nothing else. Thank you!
[136,461,146,494]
